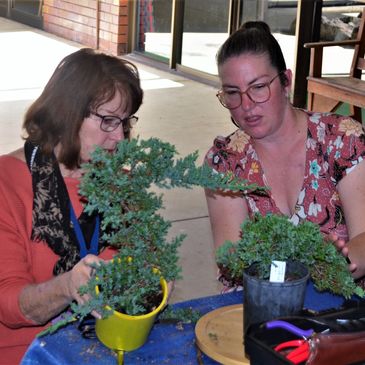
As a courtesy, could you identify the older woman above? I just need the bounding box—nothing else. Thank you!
[0,48,143,364]
[205,21,365,290]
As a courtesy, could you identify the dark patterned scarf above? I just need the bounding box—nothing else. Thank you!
[24,141,102,275]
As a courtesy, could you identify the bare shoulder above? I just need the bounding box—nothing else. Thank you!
[7,148,25,162]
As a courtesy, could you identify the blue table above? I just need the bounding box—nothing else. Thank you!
[21,282,345,365]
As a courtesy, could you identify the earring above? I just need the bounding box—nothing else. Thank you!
[230,117,240,128]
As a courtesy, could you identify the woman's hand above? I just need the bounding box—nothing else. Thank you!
[20,254,105,324]
[67,254,106,319]
[327,232,357,273]
[67,254,104,305]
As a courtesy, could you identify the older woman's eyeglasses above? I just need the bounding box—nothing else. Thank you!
[91,112,138,133]
[216,72,283,110]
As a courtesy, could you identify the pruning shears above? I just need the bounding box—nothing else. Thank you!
[266,320,319,364]
[266,320,314,338]
[274,338,310,364]
[78,314,96,339]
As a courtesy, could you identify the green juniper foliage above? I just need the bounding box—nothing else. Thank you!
[158,306,202,324]
[39,137,262,336]
[216,213,365,299]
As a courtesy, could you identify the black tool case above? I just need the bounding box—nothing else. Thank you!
[245,300,365,365]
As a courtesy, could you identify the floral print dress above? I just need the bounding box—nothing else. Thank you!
[205,111,365,243]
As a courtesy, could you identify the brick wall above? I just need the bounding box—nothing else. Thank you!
[42,0,129,55]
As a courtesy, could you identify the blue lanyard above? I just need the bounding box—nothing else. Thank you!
[69,202,100,258]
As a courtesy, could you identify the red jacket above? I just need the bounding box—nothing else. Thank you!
[0,156,115,364]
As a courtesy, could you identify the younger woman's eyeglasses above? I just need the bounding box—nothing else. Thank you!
[216,72,284,110]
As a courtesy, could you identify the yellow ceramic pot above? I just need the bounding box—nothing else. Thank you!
[95,276,168,364]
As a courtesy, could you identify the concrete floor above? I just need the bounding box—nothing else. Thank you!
[0,17,236,303]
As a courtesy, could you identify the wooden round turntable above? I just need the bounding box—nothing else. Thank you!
[195,304,249,364]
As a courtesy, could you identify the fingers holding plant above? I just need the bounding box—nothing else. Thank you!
[327,232,357,273]
[67,254,104,305]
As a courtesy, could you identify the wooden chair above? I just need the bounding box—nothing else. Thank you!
[304,11,365,123]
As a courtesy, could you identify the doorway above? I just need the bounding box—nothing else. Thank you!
[0,0,43,29]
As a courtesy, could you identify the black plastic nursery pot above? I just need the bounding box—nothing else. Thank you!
[243,260,310,334]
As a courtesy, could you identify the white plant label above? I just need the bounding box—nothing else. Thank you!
[269,260,286,282]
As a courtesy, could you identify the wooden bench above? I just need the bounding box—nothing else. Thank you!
[304,10,365,122]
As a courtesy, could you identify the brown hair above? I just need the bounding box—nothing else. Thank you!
[217,21,288,86]
[23,48,143,169]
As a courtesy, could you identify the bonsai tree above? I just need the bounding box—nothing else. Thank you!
[42,137,262,334]
[216,213,365,299]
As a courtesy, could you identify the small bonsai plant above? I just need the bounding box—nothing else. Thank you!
[42,137,262,335]
[216,213,365,299]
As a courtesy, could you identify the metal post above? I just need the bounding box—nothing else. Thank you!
[127,0,137,54]
[170,0,184,69]
[228,0,242,34]
[292,0,322,108]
